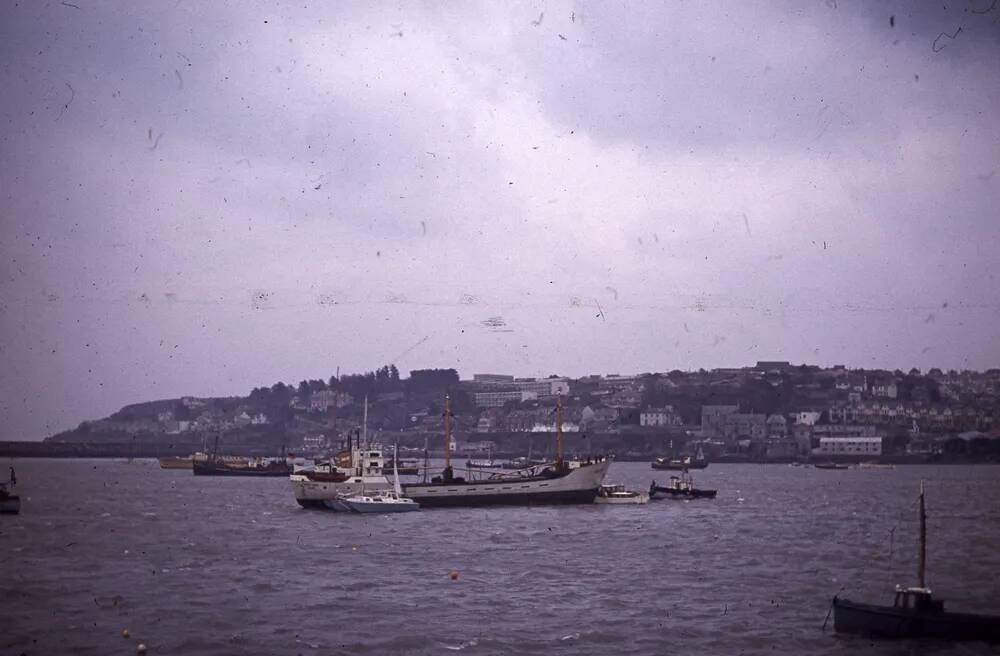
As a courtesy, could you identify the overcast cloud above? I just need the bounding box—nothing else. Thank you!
[1,0,998,439]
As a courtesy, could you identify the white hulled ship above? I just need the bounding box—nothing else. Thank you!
[290,399,390,508]
[401,395,611,508]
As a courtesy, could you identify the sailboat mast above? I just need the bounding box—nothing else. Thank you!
[556,394,564,470]
[362,395,368,449]
[444,395,452,470]
[918,480,927,589]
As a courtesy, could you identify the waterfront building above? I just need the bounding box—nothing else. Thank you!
[641,407,682,427]
[817,436,882,456]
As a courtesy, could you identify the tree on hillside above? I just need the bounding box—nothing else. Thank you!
[407,368,459,393]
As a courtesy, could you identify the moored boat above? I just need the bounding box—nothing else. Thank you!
[814,462,850,470]
[290,399,391,508]
[337,490,420,513]
[831,482,1000,642]
[193,457,292,477]
[402,395,611,508]
[649,473,717,499]
[192,436,291,477]
[1,466,20,515]
[651,445,708,470]
[594,483,648,504]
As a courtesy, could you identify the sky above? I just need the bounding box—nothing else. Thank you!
[1,0,998,440]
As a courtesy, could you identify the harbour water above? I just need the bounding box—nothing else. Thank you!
[1,459,998,655]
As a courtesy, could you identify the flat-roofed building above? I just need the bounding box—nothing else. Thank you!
[817,436,882,456]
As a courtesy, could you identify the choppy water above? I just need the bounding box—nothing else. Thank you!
[1,459,999,656]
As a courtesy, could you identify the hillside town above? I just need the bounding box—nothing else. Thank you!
[34,362,1000,462]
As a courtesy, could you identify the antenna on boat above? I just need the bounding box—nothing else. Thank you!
[362,395,369,450]
[918,480,927,589]
[443,395,452,474]
[556,394,565,471]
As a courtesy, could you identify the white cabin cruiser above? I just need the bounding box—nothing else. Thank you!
[594,483,649,504]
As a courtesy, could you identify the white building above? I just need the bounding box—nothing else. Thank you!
[793,411,822,425]
[640,407,681,427]
[817,437,882,456]
[474,390,538,408]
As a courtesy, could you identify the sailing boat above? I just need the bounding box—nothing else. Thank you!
[0,466,20,514]
[831,482,1000,642]
[339,445,419,513]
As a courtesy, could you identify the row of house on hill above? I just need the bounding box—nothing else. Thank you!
[828,400,994,431]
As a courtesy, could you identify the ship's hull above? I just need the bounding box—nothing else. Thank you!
[0,495,20,514]
[402,459,611,508]
[193,462,291,477]
[341,499,420,513]
[833,597,1000,642]
[291,476,391,508]
[650,485,717,499]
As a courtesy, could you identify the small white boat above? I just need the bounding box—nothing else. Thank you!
[594,483,649,505]
[340,490,420,513]
[332,445,420,513]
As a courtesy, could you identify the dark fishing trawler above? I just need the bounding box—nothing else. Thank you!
[402,395,611,508]
[1,466,20,515]
[192,436,292,477]
[831,482,1000,643]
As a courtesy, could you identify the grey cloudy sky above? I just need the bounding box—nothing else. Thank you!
[1,1,998,439]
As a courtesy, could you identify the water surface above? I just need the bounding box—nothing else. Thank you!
[2,459,998,655]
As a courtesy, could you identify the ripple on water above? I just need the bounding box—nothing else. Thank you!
[4,460,1000,656]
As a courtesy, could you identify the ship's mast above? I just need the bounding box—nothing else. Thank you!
[444,395,452,471]
[556,394,565,471]
[918,480,927,589]
[362,395,368,449]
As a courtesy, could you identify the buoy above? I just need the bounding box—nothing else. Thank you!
[449,570,459,581]
[122,629,130,638]
[137,644,147,654]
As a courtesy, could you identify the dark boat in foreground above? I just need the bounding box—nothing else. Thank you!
[814,462,850,470]
[649,472,717,499]
[831,482,1000,643]
[1,466,20,515]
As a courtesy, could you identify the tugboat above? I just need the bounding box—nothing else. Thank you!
[831,482,1000,642]
[1,466,20,515]
[649,471,717,499]
[402,395,611,508]
[651,445,708,470]
[594,483,649,504]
